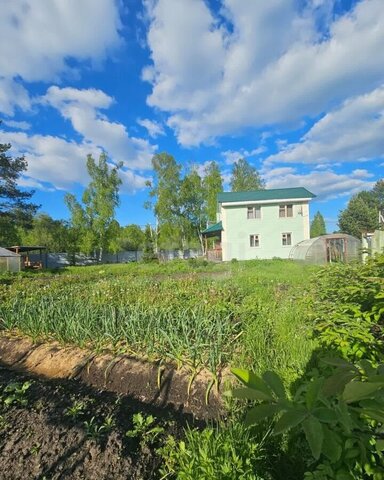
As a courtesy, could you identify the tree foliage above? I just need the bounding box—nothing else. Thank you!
[0,140,39,245]
[146,154,225,250]
[203,161,223,222]
[229,158,265,192]
[310,211,326,238]
[338,180,384,238]
[180,168,206,250]
[19,213,69,252]
[146,153,183,248]
[119,224,145,251]
[65,153,121,259]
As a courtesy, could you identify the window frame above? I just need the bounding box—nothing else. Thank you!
[247,205,261,220]
[279,204,293,218]
[250,234,260,248]
[282,232,292,246]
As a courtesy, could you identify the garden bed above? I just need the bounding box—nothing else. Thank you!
[0,334,225,420]
[0,366,198,480]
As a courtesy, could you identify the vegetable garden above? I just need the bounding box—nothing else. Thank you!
[0,255,383,479]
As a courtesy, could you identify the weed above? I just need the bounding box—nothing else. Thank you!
[126,412,165,447]
[83,415,116,440]
[65,400,87,419]
[30,443,41,455]
[1,380,33,407]
[159,423,267,480]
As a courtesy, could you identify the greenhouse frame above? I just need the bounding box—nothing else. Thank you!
[289,234,361,264]
[0,247,22,273]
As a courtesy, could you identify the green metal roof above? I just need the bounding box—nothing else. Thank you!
[202,221,223,235]
[217,187,316,203]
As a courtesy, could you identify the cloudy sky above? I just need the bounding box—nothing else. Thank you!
[0,0,383,231]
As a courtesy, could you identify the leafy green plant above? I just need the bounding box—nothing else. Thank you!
[126,412,164,447]
[65,400,87,419]
[158,423,268,480]
[29,443,41,455]
[1,380,33,407]
[309,254,384,363]
[231,359,384,479]
[83,415,115,440]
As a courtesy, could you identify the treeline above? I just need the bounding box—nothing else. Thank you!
[0,138,265,254]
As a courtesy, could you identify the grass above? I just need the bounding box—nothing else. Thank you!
[0,259,318,383]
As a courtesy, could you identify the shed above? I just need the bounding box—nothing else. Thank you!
[0,247,22,273]
[7,246,47,269]
[289,234,361,264]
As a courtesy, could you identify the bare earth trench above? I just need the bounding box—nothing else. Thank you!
[0,334,226,480]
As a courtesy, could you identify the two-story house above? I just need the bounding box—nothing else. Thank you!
[202,187,316,261]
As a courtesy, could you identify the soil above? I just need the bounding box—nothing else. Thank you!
[0,334,226,421]
[0,366,203,480]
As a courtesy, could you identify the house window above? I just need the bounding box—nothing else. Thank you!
[279,204,293,218]
[282,233,292,246]
[250,234,260,247]
[247,206,261,219]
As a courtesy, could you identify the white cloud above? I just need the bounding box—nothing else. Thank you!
[221,147,265,165]
[0,0,121,81]
[137,118,165,138]
[264,167,375,200]
[144,0,384,146]
[43,86,156,170]
[1,129,149,194]
[266,86,384,165]
[2,119,31,130]
[0,78,31,115]
[0,0,121,115]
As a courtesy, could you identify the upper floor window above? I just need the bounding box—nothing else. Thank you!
[282,233,292,246]
[250,234,260,247]
[247,206,261,219]
[279,204,293,218]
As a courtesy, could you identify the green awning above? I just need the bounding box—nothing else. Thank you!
[202,221,223,236]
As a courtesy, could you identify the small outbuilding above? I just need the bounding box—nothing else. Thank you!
[7,246,47,269]
[289,234,361,264]
[0,247,22,273]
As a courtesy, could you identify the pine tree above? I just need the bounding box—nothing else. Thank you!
[310,211,327,238]
[0,140,39,244]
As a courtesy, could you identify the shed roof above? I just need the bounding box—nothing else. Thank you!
[202,221,223,235]
[0,247,21,257]
[217,187,315,203]
[8,245,47,253]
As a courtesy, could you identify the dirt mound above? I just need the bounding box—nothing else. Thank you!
[0,334,226,420]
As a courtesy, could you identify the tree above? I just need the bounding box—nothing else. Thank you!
[142,224,156,261]
[119,224,145,251]
[310,211,326,238]
[203,161,223,222]
[229,158,265,192]
[65,153,122,260]
[0,140,39,245]
[338,180,384,238]
[19,213,70,252]
[180,168,206,250]
[146,153,183,248]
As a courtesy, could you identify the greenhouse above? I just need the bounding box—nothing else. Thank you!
[289,234,361,265]
[0,247,22,273]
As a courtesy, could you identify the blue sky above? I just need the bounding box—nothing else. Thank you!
[0,0,383,232]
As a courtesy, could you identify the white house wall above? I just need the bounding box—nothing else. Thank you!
[221,201,310,261]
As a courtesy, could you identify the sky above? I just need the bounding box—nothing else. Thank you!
[0,0,383,232]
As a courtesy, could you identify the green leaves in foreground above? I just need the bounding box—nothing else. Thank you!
[230,359,384,478]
